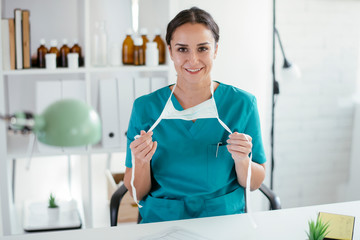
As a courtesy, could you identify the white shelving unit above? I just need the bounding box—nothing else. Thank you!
[0,0,172,236]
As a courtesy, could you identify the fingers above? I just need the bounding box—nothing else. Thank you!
[228,132,252,142]
[227,133,252,149]
[226,144,251,154]
[144,141,157,161]
[130,130,157,163]
[130,131,153,150]
[227,132,252,161]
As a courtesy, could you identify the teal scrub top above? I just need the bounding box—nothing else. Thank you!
[125,81,266,223]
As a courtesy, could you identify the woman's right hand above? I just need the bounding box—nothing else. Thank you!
[130,130,158,164]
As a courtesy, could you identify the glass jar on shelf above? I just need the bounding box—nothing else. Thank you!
[60,39,70,67]
[92,21,108,67]
[153,28,166,64]
[133,37,144,66]
[122,28,134,65]
[37,38,48,68]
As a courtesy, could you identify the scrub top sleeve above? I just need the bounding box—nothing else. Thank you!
[244,97,266,165]
[125,101,141,168]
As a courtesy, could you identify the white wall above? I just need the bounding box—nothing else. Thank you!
[274,0,360,207]
[169,0,272,210]
[0,193,2,236]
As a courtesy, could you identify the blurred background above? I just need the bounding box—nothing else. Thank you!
[1,0,359,235]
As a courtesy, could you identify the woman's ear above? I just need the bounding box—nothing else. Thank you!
[168,45,173,60]
[213,43,218,59]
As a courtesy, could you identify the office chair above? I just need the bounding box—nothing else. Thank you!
[110,183,281,226]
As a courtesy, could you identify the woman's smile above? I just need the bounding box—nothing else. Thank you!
[185,67,204,74]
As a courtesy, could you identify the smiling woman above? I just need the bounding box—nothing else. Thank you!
[123,6,266,223]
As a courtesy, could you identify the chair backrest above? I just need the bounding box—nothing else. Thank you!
[110,183,281,226]
[258,184,281,210]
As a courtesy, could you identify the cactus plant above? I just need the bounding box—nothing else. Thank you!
[306,217,330,240]
[48,193,58,208]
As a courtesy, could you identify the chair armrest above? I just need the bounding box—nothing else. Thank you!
[110,184,128,226]
[259,183,281,210]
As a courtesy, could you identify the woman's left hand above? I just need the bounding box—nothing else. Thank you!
[226,132,252,162]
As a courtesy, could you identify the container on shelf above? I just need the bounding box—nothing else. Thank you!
[67,53,79,69]
[92,21,108,67]
[70,39,83,66]
[140,28,149,63]
[133,37,144,66]
[48,39,60,67]
[60,39,70,67]
[145,42,159,67]
[37,39,48,68]
[45,53,57,69]
[122,28,134,65]
[153,28,166,64]
[109,43,121,66]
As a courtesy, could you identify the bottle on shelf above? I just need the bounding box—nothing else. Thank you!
[145,42,159,67]
[70,39,83,66]
[92,21,108,67]
[60,39,70,67]
[122,29,134,65]
[140,28,149,63]
[153,28,166,64]
[109,43,121,66]
[133,37,144,66]
[48,39,60,67]
[37,38,48,68]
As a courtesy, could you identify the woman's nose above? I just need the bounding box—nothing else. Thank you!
[188,51,199,64]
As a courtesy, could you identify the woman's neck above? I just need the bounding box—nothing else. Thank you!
[171,79,218,109]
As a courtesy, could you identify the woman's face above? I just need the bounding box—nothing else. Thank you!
[169,23,218,85]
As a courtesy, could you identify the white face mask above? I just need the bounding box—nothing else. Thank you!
[130,81,256,227]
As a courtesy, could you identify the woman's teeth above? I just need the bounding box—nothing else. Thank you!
[186,68,201,72]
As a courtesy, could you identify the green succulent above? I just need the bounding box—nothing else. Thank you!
[306,217,330,240]
[48,193,58,208]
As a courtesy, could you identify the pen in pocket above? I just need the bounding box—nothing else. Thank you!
[216,142,222,158]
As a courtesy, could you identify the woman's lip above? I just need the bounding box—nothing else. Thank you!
[185,67,203,73]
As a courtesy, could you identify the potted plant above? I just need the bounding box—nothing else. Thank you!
[306,217,330,240]
[48,193,59,222]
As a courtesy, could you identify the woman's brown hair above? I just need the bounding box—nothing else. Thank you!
[166,7,220,46]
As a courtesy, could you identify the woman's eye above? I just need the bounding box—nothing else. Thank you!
[198,47,208,52]
[177,47,188,52]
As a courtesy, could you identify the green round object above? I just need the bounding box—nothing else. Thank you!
[36,99,101,147]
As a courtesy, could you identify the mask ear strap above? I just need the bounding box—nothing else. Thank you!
[130,134,143,208]
[244,135,257,229]
[130,82,178,207]
[211,81,232,134]
[211,81,257,228]
[148,83,176,132]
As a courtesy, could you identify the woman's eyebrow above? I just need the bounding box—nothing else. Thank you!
[174,42,211,47]
[198,42,210,46]
[175,43,188,47]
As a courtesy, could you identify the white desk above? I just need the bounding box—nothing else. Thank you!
[2,201,359,240]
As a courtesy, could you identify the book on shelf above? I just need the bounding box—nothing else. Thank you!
[1,18,15,70]
[8,19,15,70]
[1,19,11,70]
[14,8,23,69]
[22,10,31,69]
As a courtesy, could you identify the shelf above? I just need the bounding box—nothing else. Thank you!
[3,65,169,76]
[6,147,126,160]
[3,68,87,76]
[6,135,125,159]
[88,65,169,73]
[0,0,171,235]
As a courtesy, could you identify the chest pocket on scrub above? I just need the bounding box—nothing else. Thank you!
[207,143,235,189]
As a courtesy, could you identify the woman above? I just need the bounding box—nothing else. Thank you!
[124,7,266,223]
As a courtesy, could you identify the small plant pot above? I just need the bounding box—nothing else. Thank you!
[48,207,60,223]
